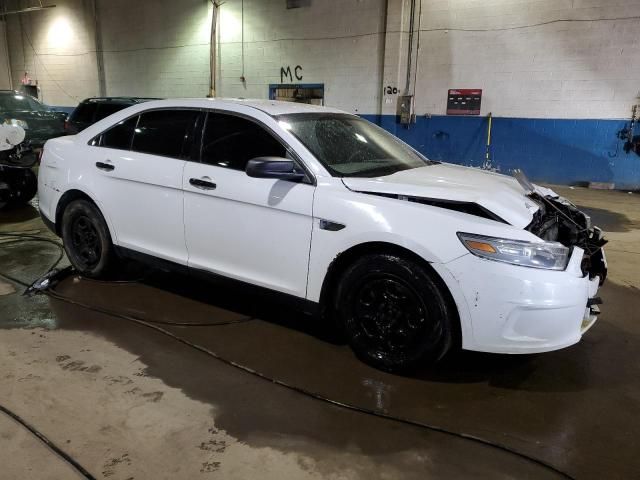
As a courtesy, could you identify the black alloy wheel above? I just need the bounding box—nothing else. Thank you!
[336,254,455,372]
[70,215,102,269]
[62,199,117,277]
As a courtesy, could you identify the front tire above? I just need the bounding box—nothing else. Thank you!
[61,199,117,277]
[336,254,455,372]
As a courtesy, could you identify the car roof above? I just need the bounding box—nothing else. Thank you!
[81,97,159,104]
[132,98,348,117]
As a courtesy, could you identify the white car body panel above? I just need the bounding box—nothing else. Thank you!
[183,161,314,297]
[90,148,188,264]
[38,98,604,356]
[305,177,541,301]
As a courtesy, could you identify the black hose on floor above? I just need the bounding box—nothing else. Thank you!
[0,235,249,480]
[0,404,96,480]
[0,232,66,274]
[42,285,575,480]
[1,235,575,479]
[130,317,255,327]
[0,233,96,478]
[0,232,252,326]
[0,268,29,287]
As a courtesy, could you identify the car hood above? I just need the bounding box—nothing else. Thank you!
[341,163,543,228]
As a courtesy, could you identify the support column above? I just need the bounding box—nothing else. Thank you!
[93,0,106,97]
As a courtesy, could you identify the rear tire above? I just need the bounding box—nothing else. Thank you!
[61,199,117,278]
[335,253,454,372]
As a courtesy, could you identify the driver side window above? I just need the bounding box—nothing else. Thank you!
[201,113,286,171]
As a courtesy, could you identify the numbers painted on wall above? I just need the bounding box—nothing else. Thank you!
[384,86,399,95]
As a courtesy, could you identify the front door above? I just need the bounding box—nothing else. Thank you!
[183,112,314,297]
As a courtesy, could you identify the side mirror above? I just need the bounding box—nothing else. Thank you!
[246,156,306,181]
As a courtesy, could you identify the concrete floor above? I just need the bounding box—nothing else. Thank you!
[0,186,639,479]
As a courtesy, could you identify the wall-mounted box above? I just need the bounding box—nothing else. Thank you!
[398,95,414,124]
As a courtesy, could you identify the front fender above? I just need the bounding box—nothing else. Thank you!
[306,181,536,303]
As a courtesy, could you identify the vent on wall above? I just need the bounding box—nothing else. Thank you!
[287,0,311,8]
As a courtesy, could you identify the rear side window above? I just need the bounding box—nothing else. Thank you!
[101,116,139,150]
[131,109,200,158]
[201,113,286,170]
[95,103,129,121]
[70,102,97,123]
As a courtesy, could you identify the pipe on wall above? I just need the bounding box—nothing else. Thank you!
[404,0,416,95]
[411,0,421,99]
[93,0,106,97]
[0,4,13,89]
[377,0,388,117]
[209,0,219,97]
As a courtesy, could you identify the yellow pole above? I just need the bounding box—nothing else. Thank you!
[484,112,493,169]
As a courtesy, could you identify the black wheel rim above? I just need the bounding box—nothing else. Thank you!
[70,215,101,268]
[349,274,441,363]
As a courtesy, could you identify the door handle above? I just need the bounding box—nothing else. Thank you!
[189,177,216,190]
[96,161,114,171]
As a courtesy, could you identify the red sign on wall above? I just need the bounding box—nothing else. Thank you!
[447,89,482,115]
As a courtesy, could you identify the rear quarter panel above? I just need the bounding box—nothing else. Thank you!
[39,136,119,242]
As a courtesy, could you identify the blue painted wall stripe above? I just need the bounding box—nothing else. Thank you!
[361,114,640,190]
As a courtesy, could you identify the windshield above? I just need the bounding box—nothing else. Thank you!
[276,113,436,177]
[0,94,49,113]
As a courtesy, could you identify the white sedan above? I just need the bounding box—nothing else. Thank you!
[38,99,607,371]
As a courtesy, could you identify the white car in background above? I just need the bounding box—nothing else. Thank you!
[37,99,607,371]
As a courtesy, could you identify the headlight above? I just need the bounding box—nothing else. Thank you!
[457,232,570,270]
[4,118,28,129]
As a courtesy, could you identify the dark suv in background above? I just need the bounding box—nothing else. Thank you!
[0,90,66,147]
[65,97,158,134]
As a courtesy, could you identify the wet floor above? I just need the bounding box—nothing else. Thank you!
[2,187,640,479]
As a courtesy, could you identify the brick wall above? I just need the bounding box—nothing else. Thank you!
[218,0,640,120]
[5,0,100,106]
[3,0,211,106]
[415,0,640,119]
[97,0,211,98]
[217,0,386,115]
[3,0,639,119]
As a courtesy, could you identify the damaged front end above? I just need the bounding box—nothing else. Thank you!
[525,190,608,285]
[512,169,608,285]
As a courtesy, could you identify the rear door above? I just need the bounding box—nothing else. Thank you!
[90,108,201,264]
[183,111,315,297]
